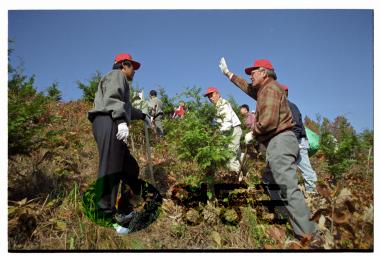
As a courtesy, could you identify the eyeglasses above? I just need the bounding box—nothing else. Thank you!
[250,69,263,75]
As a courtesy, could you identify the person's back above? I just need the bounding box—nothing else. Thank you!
[89,70,131,122]
[287,100,307,140]
[148,90,164,137]
[148,97,162,113]
[286,98,317,193]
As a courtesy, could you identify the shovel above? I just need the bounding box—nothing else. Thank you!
[144,122,155,186]
[238,147,249,182]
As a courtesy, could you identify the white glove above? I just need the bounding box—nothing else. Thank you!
[116,122,129,141]
[144,115,152,128]
[219,57,230,75]
[244,131,254,145]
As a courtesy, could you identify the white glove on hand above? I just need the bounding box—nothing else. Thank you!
[244,131,254,145]
[144,115,152,128]
[116,122,129,141]
[219,57,230,75]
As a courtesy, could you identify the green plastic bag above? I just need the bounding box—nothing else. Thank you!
[305,127,320,156]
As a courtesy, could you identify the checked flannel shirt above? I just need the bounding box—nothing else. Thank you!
[229,74,294,144]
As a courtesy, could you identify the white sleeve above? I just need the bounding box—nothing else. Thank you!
[219,102,233,131]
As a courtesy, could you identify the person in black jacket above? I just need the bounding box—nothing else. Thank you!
[280,84,318,194]
[88,53,151,220]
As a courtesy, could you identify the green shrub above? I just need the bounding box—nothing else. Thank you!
[357,129,373,161]
[319,115,360,182]
[8,70,52,155]
[167,87,233,174]
[46,82,62,101]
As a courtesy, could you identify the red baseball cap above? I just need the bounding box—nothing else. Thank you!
[203,87,219,97]
[114,53,141,70]
[245,59,274,75]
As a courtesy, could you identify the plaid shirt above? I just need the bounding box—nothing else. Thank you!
[230,74,294,144]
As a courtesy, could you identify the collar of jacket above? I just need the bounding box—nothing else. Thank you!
[216,97,228,107]
[256,78,278,96]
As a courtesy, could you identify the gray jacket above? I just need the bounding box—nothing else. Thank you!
[147,97,163,117]
[88,70,132,124]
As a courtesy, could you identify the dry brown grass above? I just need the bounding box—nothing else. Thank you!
[8,101,374,251]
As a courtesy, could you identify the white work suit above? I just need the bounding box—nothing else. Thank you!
[214,98,242,172]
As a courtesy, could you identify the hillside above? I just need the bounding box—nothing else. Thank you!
[8,101,374,251]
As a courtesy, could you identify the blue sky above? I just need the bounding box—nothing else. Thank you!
[8,10,373,132]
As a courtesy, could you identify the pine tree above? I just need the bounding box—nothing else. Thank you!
[77,71,102,102]
[46,82,62,101]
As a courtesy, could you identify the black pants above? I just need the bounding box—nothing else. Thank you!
[92,114,140,213]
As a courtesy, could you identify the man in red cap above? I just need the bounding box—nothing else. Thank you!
[88,53,151,228]
[219,57,317,241]
[204,87,242,175]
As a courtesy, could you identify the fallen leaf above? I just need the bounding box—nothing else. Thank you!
[18,198,28,206]
[266,225,286,242]
[310,208,330,222]
[344,200,356,213]
[340,223,356,238]
[323,231,335,249]
[335,188,352,206]
[56,220,67,231]
[211,231,222,246]
[362,204,373,224]
[8,206,18,216]
[318,215,328,232]
[316,184,332,202]
[186,208,201,225]
[263,244,273,249]
[333,209,351,225]
[287,241,303,249]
